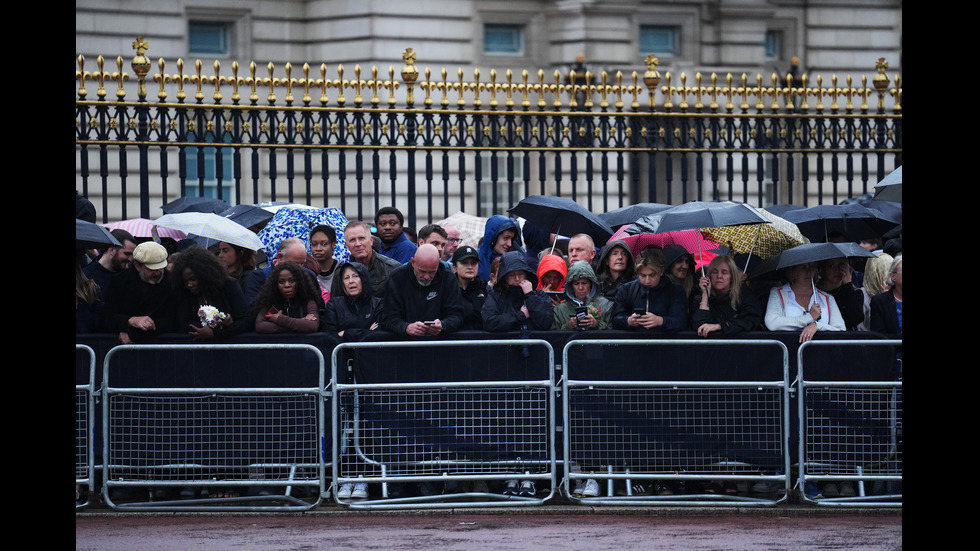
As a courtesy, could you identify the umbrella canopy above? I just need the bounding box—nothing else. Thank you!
[611,225,720,259]
[763,204,806,217]
[103,218,187,240]
[153,212,265,251]
[873,166,902,203]
[631,201,770,234]
[216,204,275,232]
[508,195,614,245]
[701,206,808,259]
[161,196,231,214]
[436,211,488,249]
[782,203,899,243]
[748,242,875,280]
[256,206,350,262]
[598,202,673,228]
[76,219,121,249]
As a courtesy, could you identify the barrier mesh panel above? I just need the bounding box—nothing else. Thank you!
[567,386,784,473]
[803,386,902,476]
[76,389,89,479]
[338,386,550,478]
[107,394,319,481]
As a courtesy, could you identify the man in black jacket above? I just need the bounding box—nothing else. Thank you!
[381,244,464,336]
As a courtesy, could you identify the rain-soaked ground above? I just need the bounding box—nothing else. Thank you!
[77,509,901,550]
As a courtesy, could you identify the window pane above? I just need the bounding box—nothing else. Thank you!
[640,26,678,55]
[189,22,229,56]
[484,24,523,54]
[764,30,782,60]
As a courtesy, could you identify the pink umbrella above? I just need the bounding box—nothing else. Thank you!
[609,226,720,260]
[103,218,187,240]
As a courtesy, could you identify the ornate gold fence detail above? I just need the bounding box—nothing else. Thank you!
[75,37,902,225]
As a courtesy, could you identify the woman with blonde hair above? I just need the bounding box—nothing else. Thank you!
[691,255,762,338]
[857,252,893,331]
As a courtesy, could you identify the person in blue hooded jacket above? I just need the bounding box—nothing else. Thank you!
[477,215,524,281]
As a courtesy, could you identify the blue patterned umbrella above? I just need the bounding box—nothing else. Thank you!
[257,206,351,262]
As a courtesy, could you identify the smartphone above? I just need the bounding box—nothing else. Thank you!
[633,308,646,316]
[575,306,588,319]
[423,320,436,326]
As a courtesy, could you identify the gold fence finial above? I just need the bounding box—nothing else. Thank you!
[114,56,129,100]
[872,57,889,111]
[401,48,419,105]
[76,55,89,99]
[131,37,150,100]
[154,58,169,100]
[643,54,660,110]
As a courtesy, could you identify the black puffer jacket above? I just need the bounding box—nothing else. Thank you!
[323,262,383,340]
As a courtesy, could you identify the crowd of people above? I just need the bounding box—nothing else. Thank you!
[76,199,902,500]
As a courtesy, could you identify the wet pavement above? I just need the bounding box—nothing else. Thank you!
[77,507,902,550]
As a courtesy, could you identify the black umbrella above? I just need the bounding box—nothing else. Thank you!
[76,219,122,249]
[508,195,614,245]
[630,201,769,234]
[763,204,806,217]
[598,202,673,228]
[161,196,231,214]
[782,203,899,243]
[748,242,875,280]
[216,204,275,232]
[873,166,902,203]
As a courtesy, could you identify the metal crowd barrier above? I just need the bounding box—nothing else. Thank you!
[797,340,902,507]
[331,339,556,509]
[562,339,791,506]
[76,345,96,509]
[101,344,326,511]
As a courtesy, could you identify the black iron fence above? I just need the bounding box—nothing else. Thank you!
[75,41,902,227]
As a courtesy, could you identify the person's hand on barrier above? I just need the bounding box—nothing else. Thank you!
[118,331,132,345]
[800,321,818,343]
[369,322,379,330]
[188,324,215,342]
[264,307,281,324]
[697,323,722,337]
[128,315,156,332]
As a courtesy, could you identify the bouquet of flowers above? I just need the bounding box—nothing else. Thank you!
[198,305,228,328]
[587,304,602,319]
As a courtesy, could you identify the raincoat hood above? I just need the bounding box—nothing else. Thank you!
[330,261,374,304]
[478,215,524,280]
[564,260,599,303]
[496,250,537,289]
[596,240,635,278]
[536,254,567,292]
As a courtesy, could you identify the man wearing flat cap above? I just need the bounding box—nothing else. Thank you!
[102,241,178,344]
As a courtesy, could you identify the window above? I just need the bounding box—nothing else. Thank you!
[764,30,782,61]
[484,24,524,55]
[189,21,230,57]
[640,26,679,56]
[185,132,233,201]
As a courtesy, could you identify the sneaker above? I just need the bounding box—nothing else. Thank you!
[351,482,368,499]
[503,480,520,496]
[803,482,824,500]
[751,481,774,494]
[630,482,651,496]
[519,480,536,497]
[572,478,585,497]
[336,483,354,499]
[821,482,840,498]
[581,478,599,497]
[653,483,672,496]
[471,480,489,493]
[839,481,856,497]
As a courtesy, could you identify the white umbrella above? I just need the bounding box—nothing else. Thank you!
[152,212,265,251]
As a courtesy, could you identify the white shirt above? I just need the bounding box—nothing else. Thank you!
[764,282,845,332]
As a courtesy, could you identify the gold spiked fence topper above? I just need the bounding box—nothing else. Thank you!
[76,38,901,113]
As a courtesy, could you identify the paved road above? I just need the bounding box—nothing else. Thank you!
[77,511,902,550]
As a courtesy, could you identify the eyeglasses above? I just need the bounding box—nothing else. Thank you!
[447,237,462,244]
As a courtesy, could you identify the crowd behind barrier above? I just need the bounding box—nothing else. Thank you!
[76,329,902,510]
